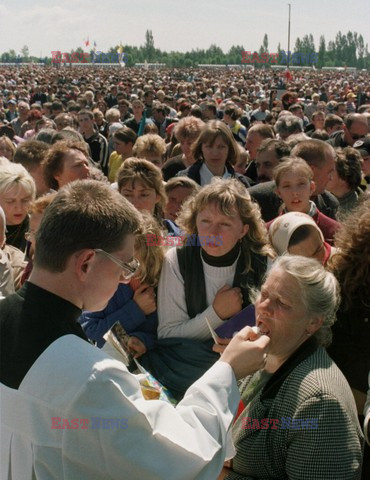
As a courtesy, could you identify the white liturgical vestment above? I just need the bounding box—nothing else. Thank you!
[1,335,239,479]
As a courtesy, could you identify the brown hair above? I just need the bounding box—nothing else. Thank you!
[0,135,16,161]
[134,211,165,287]
[29,192,57,215]
[13,140,49,169]
[132,134,166,158]
[113,126,137,145]
[334,147,362,190]
[164,176,200,195]
[173,116,204,142]
[43,140,89,190]
[329,197,370,310]
[292,139,335,168]
[117,158,167,220]
[324,114,343,130]
[192,120,239,165]
[248,123,275,139]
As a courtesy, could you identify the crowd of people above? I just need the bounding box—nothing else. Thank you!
[0,64,369,479]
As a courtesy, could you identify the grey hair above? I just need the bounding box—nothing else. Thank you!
[270,255,341,346]
[274,116,303,137]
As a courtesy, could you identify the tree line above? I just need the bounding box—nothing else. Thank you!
[1,30,369,69]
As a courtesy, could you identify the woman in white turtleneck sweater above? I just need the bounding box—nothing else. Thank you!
[140,178,273,399]
[157,178,274,341]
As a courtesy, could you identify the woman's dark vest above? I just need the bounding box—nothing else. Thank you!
[176,245,267,318]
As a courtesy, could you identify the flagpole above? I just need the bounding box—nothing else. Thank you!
[287,4,291,70]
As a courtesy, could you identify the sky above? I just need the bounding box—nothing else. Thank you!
[0,0,369,57]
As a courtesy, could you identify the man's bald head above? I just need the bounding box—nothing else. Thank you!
[343,113,368,146]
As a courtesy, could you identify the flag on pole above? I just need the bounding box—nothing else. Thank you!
[93,41,97,51]
[84,37,90,47]
[117,43,126,66]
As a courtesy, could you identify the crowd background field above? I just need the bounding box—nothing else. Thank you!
[0,63,369,478]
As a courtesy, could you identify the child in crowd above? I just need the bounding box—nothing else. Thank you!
[79,213,165,356]
[164,177,199,224]
[20,193,57,285]
[268,156,340,244]
[108,127,137,183]
[117,157,180,235]
[0,135,16,161]
[269,211,336,266]
[132,134,166,169]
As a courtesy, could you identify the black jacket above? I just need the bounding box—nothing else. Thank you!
[248,181,339,222]
[177,160,251,188]
[327,130,348,148]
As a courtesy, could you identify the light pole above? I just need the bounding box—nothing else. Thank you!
[287,3,291,70]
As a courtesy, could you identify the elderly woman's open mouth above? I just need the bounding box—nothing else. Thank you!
[255,314,271,336]
[256,322,271,337]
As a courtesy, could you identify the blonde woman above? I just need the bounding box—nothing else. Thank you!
[0,161,36,251]
[0,135,16,161]
[141,178,273,399]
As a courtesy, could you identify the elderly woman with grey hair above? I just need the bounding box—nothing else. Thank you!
[219,255,363,480]
[274,114,304,141]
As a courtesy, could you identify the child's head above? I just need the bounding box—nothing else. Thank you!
[164,177,199,223]
[269,211,327,264]
[132,134,166,169]
[274,157,315,214]
[134,211,165,287]
[27,193,57,256]
[117,158,166,218]
[288,224,326,264]
[234,146,250,175]
[113,127,137,157]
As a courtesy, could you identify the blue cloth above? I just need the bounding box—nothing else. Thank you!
[79,284,158,349]
[163,219,182,236]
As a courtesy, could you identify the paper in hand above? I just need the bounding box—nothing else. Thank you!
[215,304,256,338]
